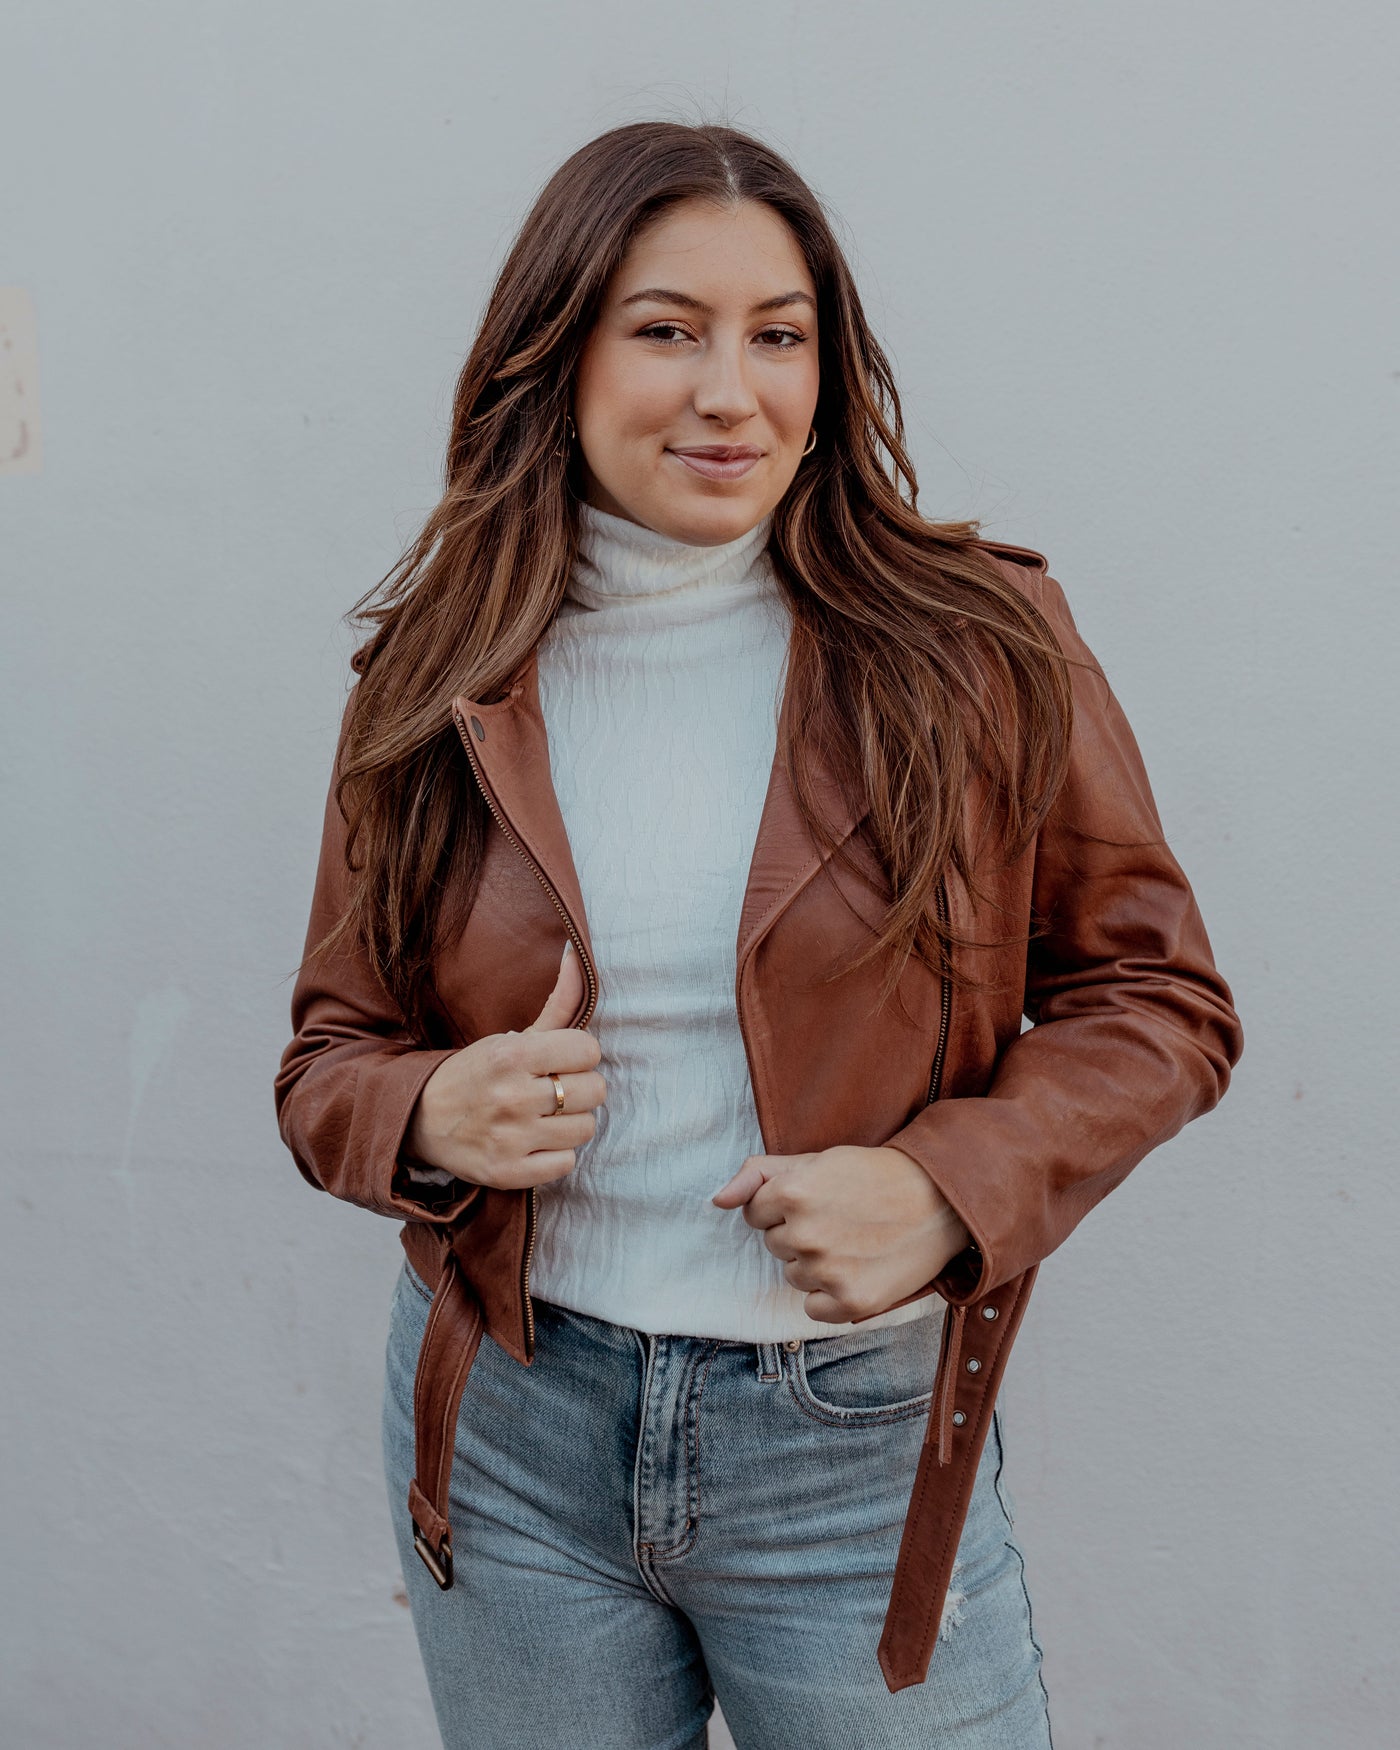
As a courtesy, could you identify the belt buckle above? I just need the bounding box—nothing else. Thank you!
[412,1525,454,1590]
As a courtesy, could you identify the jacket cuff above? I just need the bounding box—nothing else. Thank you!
[380,1050,483,1224]
[935,1238,987,1305]
[392,1145,483,1220]
[881,1122,994,1306]
[279,1044,483,1226]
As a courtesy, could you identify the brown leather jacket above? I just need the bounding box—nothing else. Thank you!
[274,541,1243,1692]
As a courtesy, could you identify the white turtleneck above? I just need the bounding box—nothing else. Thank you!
[505,500,939,1342]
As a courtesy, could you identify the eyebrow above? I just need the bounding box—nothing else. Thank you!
[618,287,816,315]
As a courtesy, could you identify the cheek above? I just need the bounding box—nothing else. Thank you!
[770,359,821,438]
[576,343,683,446]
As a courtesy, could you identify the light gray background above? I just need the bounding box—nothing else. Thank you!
[3,2,1396,1745]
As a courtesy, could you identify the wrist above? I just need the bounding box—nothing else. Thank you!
[940,1206,973,1262]
[404,1092,441,1172]
[870,1144,972,1276]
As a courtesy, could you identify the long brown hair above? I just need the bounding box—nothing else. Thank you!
[324,120,1073,1028]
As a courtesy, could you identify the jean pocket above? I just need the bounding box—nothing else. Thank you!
[385,1259,436,1394]
[788,1322,937,1427]
[991,1406,1017,1526]
[398,1255,438,1309]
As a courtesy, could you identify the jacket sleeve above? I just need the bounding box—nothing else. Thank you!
[882,564,1244,1303]
[273,695,482,1226]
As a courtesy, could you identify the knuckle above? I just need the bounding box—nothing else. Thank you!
[485,1033,517,1075]
[826,1266,853,1300]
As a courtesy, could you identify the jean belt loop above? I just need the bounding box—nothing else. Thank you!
[756,1340,781,1382]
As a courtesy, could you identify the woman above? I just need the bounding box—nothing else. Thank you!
[275,121,1243,1749]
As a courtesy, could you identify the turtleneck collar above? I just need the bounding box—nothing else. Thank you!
[567,500,775,609]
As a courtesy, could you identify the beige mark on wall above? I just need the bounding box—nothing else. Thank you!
[0,286,42,475]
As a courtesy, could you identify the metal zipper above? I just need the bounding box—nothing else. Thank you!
[453,705,600,1361]
[520,1184,538,1360]
[925,875,953,1105]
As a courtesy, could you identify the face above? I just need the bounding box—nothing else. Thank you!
[571,197,821,546]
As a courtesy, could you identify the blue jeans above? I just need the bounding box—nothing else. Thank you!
[382,1257,1052,1750]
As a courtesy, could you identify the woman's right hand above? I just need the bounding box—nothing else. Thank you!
[403,942,605,1190]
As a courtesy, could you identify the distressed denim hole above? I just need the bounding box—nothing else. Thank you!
[939,1557,967,1640]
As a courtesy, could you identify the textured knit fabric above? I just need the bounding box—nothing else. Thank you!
[518,502,939,1342]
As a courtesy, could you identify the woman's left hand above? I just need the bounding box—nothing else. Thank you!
[711,1145,973,1324]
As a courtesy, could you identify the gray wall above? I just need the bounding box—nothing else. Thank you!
[3,3,1396,1745]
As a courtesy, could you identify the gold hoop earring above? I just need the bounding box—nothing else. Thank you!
[801,427,817,458]
[556,414,577,459]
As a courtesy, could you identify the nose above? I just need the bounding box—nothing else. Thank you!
[690,333,760,428]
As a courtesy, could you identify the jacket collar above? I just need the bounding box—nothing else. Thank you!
[452,642,870,978]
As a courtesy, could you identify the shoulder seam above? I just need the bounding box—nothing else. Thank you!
[976,537,1049,573]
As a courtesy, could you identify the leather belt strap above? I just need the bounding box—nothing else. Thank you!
[877,1265,1037,1692]
[403,1232,1036,1692]
[406,1241,485,1590]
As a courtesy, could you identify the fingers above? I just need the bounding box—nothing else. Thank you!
[780,1256,824,1292]
[737,1174,786,1229]
[710,1160,771,1209]
[710,1149,855,1322]
[800,1290,851,1325]
[712,1153,811,1221]
[764,1231,799,1265]
[508,1025,604,1076]
[525,939,586,1033]
[526,1107,597,1152]
[769,1246,848,1318]
[532,1067,607,1119]
[520,1147,584,1185]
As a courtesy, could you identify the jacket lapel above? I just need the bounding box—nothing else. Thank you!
[734,664,871,972]
[451,647,599,978]
[453,643,870,984]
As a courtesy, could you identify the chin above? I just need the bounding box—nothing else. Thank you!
[660,494,768,548]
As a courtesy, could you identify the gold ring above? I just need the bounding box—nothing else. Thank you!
[548,1073,566,1116]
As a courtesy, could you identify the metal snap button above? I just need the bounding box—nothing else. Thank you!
[784,1338,801,1352]
[470,714,485,741]
[951,1411,967,1427]
[965,1357,981,1373]
[981,1305,998,1320]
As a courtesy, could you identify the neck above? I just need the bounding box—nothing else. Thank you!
[567,500,775,608]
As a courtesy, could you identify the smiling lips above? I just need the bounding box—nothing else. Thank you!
[668,444,763,481]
